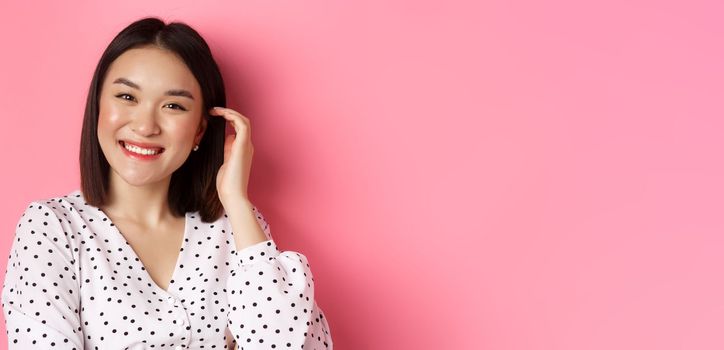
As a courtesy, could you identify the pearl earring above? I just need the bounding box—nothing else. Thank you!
[193,145,199,151]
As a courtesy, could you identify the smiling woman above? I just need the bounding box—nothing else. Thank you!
[1,17,333,349]
[97,46,206,191]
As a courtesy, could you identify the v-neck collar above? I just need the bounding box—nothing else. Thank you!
[92,204,190,299]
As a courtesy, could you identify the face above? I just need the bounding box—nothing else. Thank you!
[97,45,207,188]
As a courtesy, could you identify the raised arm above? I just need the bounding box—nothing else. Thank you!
[225,206,333,349]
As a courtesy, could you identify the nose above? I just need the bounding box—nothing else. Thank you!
[131,106,161,136]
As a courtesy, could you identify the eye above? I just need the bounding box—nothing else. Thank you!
[115,93,136,102]
[164,103,188,111]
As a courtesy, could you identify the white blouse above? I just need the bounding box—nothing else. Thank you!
[1,190,333,349]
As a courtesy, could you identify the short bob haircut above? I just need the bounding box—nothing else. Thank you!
[80,17,227,223]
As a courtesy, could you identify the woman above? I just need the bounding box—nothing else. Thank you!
[1,17,332,349]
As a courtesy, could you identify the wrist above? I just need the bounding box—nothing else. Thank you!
[221,196,253,212]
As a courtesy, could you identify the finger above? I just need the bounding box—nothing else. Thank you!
[209,107,250,133]
[210,106,249,120]
[209,107,251,150]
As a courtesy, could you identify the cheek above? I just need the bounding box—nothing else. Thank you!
[98,99,123,125]
[97,99,127,145]
[166,117,203,140]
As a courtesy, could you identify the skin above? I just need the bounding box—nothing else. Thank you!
[96,45,267,290]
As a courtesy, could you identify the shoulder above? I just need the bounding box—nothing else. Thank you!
[16,189,101,230]
[10,192,85,260]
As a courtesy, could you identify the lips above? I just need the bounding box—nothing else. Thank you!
[118,140,165,153]
[118,140,165,161]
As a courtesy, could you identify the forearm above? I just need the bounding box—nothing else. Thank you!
[224,199,270,251]
[225,240,334,348]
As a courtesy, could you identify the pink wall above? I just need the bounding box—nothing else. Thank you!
[1,1,723,349]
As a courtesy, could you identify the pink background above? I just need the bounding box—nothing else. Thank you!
[1,1,723,349]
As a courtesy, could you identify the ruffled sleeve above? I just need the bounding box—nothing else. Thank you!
[1,202,83,349]
[225,207,333,349]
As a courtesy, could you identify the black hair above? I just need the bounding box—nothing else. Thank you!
[80,16,227,222]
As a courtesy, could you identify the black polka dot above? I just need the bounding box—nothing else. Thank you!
[1,190,333,348]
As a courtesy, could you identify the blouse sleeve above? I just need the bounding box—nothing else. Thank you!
[225,206,333,349]
[1,202,83,349]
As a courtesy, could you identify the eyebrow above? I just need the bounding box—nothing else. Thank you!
[112,77,195,100]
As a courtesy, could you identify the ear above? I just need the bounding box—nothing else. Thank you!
[194,114,208,145]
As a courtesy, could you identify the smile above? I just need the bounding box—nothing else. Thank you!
[119,141,165,159]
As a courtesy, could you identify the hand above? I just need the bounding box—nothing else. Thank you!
[208,106,254,207]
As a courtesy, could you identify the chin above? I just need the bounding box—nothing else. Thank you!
[111,168,168,188]
[123,177,165,187]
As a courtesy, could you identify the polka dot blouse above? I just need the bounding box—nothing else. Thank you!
[1,190,333,349]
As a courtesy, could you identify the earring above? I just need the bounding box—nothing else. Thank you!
[193,145,199,151]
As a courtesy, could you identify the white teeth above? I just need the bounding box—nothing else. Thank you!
[123,142,161,155]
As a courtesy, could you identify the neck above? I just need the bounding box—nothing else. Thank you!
[102,169,179,227]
